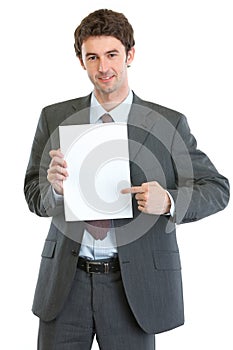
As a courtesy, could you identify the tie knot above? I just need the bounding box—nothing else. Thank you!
[101,113,114,123]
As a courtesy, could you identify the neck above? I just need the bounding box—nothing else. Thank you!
[94,87,130,112]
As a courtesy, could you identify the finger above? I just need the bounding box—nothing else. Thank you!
[141,182,150,191]
[48,171,67,181]
[47,164,68,181]
[49,150,67,168]
[49,156,67,168]
[49,149,64,158]
[135,193,148,201]
[48,165,68,176]
[121,186,144,194]
[138,205,147,213]
[137,200,146,207]
[47,173,67,185]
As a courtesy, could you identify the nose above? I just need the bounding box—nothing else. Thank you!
[98,57,108,73]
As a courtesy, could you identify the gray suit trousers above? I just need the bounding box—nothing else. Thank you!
[38,268,155,350]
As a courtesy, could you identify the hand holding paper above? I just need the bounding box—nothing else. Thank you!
[47,149,68,195]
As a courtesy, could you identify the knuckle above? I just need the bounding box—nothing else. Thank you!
[142,182,149,191]
[55,165,60,172]
[53,157,58,164]
[55,173,62,180]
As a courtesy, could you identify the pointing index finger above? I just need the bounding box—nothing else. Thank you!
[121,186,144,194]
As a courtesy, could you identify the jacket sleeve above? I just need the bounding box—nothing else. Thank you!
[24,107,64,217]
[168,115,230,224]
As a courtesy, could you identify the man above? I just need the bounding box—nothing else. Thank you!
[24,9,230,350]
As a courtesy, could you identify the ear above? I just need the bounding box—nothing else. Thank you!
[126,47,135,66]
[79,57,86,70]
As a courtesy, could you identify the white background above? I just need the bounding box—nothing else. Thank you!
[1,0,232,349]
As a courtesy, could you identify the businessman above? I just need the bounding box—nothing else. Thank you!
[24,9,230,350]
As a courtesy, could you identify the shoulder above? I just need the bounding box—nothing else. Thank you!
[132,92,186,127]
[42,94,91,115]
[38,94,91,133]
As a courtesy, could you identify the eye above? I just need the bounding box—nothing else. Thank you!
[87,55,97,61]
[108,53,117,59]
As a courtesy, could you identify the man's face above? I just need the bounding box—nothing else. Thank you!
[80,36,134,100]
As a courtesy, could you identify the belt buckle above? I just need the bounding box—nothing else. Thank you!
[86,261,102,274]
[104,262,109,274]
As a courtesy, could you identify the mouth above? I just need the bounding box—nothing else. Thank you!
[98,75,114,83]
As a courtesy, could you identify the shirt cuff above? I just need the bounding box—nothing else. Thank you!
[52,186,64,203]
[165,191,175,217]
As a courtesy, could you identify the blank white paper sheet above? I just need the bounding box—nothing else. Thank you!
[59,123,133,221]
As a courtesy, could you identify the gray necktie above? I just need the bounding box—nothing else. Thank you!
[85,114,114,240]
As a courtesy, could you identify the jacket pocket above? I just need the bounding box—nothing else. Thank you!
[41,240,57,258]
[153,251,181,271]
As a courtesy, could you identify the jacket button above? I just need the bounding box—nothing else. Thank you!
[71,250,78,257]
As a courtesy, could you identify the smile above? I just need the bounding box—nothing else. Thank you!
[98,76,114,82]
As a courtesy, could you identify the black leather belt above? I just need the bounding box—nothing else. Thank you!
[77,257,120,274]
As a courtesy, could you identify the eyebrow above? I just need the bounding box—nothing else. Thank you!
[85,49,120,57]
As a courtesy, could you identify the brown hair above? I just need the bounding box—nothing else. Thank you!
[74,9,135,59]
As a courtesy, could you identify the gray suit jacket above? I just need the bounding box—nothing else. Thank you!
[24,93,229,334]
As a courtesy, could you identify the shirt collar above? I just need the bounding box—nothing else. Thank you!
[90,90,133,124]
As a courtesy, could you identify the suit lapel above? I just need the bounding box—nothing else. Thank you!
[63,94,92,125]
[128,93,157,162]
